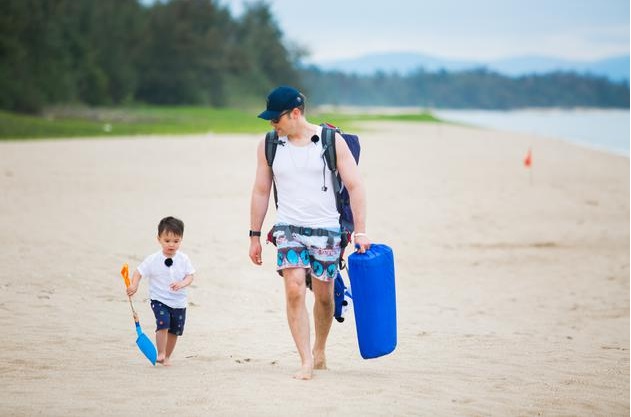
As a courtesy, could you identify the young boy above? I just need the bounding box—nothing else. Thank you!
[127,216,195,366]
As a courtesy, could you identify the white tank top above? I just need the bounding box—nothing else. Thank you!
[273,126,340,228]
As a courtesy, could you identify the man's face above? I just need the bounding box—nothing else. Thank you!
[270,108,294,135]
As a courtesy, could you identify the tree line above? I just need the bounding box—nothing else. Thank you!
[302,67,630,109]
[1,0,628,114]
[0,0,301,113]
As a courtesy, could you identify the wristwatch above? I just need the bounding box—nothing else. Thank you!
[249,230,261,237]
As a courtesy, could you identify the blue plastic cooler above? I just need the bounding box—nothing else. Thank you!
[347,244,397,359]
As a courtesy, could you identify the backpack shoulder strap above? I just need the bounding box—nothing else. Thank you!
[321,126,337,172]
[264,130,279,167]
[320,125,343,216]
[264,130,281,209]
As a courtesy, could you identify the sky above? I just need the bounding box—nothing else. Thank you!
[221,0,630,63]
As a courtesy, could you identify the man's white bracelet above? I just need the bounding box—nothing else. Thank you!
[354,232,367,238]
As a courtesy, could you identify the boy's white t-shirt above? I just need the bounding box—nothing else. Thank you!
[137,250,195,309]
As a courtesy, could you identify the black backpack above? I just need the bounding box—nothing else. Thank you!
[264,123,361,235]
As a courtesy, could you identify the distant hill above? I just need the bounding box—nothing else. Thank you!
[317,52,630,82]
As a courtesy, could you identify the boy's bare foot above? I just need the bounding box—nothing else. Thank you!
[313,350,327,370]
[293,364,313,380]
[156,355,171,366]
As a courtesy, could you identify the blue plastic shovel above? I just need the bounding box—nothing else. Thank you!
[121,264,157,365]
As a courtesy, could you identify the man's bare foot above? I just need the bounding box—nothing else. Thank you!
[293,364,313,380]
[313,350,327,370]
[156,355,165,364]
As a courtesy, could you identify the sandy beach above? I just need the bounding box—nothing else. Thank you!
[0,121,628,416]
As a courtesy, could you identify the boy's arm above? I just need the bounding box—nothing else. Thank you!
[170,273,194,291]
[127,270,142,296]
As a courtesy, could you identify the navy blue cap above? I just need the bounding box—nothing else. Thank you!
[258,86,304,120]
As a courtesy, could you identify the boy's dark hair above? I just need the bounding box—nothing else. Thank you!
[158,216,184,237]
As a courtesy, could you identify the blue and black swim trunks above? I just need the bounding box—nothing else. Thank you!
[272,224,342,282]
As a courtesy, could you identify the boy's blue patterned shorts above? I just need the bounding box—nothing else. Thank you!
[150,299,186,336]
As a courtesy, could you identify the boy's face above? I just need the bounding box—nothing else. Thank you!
[157,231,182,257]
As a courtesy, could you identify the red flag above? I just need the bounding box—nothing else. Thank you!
[523,148,532,168]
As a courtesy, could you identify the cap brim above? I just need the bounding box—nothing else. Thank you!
[257,110,280,120]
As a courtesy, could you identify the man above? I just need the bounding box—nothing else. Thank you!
[248,85,371,380]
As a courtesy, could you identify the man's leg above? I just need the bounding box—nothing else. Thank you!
[282,267,313,380]
[311,277,334,370]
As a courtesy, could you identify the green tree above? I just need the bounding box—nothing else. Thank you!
[135,0,233,106]
[0,0,75,112]
[70,0,145,105]
[231,1,301,99]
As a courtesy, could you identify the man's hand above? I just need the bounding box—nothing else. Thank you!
[354,234,371,254]
[249,239,263,265]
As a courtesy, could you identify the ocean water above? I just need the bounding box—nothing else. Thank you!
[434,108,630,157]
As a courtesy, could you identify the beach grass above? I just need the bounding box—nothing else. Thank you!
[0,106,442,140]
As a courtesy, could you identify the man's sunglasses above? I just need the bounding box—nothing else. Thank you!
[271,109,290,124]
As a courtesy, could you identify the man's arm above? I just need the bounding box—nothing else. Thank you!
[335,134,371,253]
[249,139,273,264]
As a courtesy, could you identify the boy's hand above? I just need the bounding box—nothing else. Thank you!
[170,275,193,292]
[126,284,138,297]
